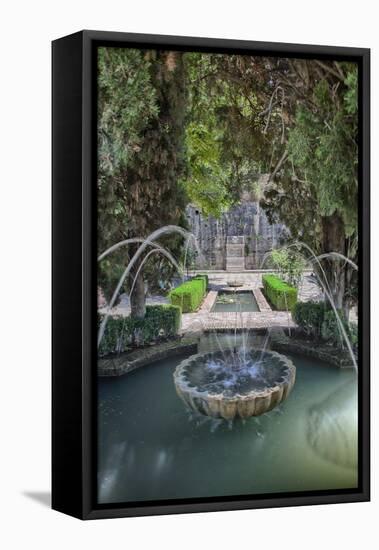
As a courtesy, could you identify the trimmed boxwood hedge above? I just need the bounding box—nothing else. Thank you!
[193,273,208,287]
[169,275,207,313]
[321,309,358,348]
[292,301,325,338]
[262,274,298,311]
[98,304,181,357]
[192,274,208,293]
[292,301,358,350]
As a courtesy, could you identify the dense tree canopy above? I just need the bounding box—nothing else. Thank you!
[98,48,188,314]
[98,48,158,300]
[97,48,358,314]
[184,54,358,309]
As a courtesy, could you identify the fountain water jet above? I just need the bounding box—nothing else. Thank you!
[260,243,358,371]
[97,225,198,348]
[128,248,182,299]
[98,237,163,262]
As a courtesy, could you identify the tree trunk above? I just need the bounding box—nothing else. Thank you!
[321,212,347,312]
[129,244,146,319]
[130,269,146,319]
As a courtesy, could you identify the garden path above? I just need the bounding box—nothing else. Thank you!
[99,271,324,333]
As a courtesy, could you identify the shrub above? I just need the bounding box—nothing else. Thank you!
[292,301,326,338]
[293,301,357,350]
[321,309,353,349]
[270,249,306,287]
[349,322,358,348]
[262,274,297,310]
[169,277,206,312]
[144,304,181,333]
[98,314,125,357]
[192,274,208,292]
[98,304,181,357]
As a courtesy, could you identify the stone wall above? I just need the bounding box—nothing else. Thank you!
[185,200,288,270]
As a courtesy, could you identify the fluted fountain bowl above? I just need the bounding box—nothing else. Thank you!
[174,349,296,420]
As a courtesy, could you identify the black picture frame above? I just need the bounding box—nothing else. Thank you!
[52,30,370,520]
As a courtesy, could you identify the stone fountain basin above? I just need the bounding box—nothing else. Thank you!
[174,349,296,420]
[227,281,243,287]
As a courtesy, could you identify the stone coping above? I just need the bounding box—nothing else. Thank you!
[181,310,294,334]
[188,269,314,275]
[253,288,271,312]
[200,288,271,314]
[199,290,218,313]
[98,338,198,377]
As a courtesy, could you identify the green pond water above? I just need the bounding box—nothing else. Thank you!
[97,334,358,505]
[211,291,259,312]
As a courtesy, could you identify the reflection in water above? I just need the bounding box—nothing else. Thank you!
[307,380,358,469]
[98,441,127,502]
[98,333,358,504]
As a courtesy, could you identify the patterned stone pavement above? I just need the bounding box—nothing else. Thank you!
[180,311,295,334]
[99,270,324,333]
[179,271,307,334]
[188,269,323,302]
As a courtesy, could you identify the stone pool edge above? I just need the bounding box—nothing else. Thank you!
[98,338,198,377]
[270,333,356,369]
[98,330,355,378]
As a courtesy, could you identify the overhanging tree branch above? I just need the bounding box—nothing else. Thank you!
[269,149,289,182]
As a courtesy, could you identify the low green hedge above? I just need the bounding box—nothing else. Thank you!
[292,301,358,350]
[292,301,325,338]
[196,273,209,286]
[98,304,181,357]
[321,309,358,348]
[192,274,208,293]
[169,277,206,312]
[262,274,297,310]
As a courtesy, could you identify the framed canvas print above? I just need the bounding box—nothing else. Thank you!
[52,30,370,519]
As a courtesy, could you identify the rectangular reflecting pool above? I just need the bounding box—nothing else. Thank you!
[211,291,259,312]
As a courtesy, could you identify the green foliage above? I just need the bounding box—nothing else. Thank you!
[192,274,209,290]
[262,274,298,310]
[344,70,358,115]
[182,122,232,217]
[349,322,358,348]
[98,261,127,304]
[293,301,357,350]
[181,53,261,217]
[320,309,356,349]
[97,48,158,253]
[97,48,158,299]
[258,62,358,312]
[270,249,306,286]
[96,50,358,315]
[169,277,206,312]
[98,304,181,357]
[97,48,189,306]
[287,67,358,238]
[292,301,326,338]
[98,48,158,178]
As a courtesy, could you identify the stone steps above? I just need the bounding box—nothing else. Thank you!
[226,257,245,270]
[226,235,245,271]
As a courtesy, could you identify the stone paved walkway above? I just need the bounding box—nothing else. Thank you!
[179,271,321,334]
[189,270,323,301]
[99,271,323,333]
[180,311,295,334]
